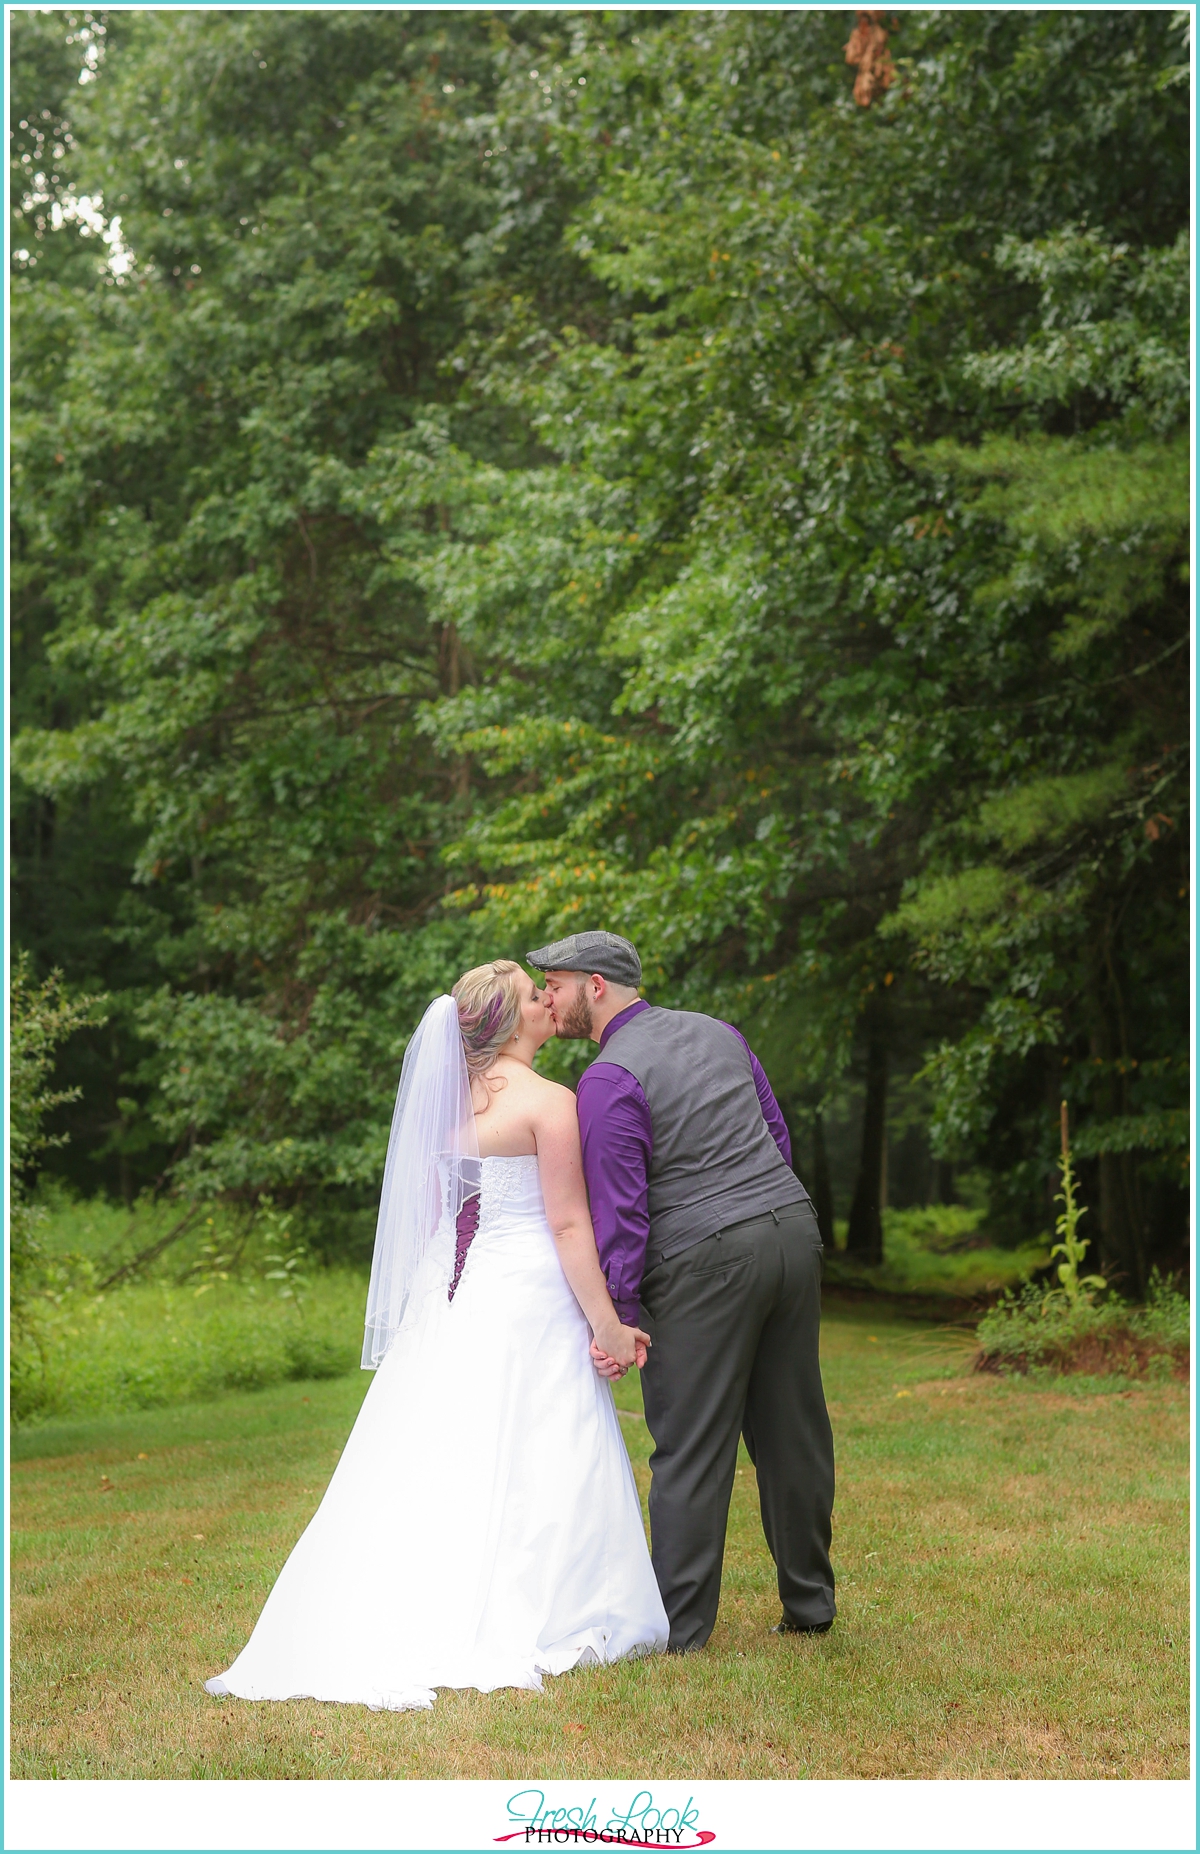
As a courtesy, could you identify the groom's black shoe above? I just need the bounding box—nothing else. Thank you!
[771,1616,833,1637]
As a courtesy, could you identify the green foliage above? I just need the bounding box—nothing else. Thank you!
[978,770,1132,856]
[10,955,108,1184]
[11,9,1189,1283]
[962,228,1189,435]
[976,1271,1189,1380]
[12,1194,364,1424]
[823,1203,1049,1303]
[10,10,562,1205]
[973,1115,1187,1382]
[9,954,108,1365]
[12,1272,364,1426]
[258,1199,311,1314]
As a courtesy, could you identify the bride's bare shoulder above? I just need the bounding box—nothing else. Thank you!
[488,1060,577,1116]
[527,1072,580,1115]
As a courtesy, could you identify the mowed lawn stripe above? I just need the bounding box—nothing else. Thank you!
[10,1305,1189,1778]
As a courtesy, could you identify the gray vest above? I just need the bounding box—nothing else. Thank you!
[594,1006,808,1267]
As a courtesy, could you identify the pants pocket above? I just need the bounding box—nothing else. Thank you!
[687,1250,756,1281]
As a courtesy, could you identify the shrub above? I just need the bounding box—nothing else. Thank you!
[11,1192,373,1424]
[975,1108,1189,1381]
[9,957,107,1402]
[975,1271,1190,1380]
[13,1271,366,1425]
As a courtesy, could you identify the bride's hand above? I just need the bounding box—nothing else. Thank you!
[592,1321,651,1373]
[590,1341,624,1380]
[599,1342,648,1377]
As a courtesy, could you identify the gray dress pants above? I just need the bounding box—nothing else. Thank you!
[637,1200,836,1652]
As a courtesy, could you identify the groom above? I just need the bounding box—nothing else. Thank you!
[526,929,836,1653]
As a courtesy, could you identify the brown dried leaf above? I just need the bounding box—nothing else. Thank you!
[846,10,896,108]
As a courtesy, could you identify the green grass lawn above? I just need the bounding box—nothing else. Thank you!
[10,1300,1189,1780]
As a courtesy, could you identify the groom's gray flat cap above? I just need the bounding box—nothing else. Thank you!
[525,930,642,987]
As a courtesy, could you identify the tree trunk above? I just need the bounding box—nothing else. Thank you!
[846,1002,888,1263]
[810,1109,835,1247]
[931,1158,956,1205]
[1087,929,1147,1295]
[442,621,471,799]
[1096,1144,1146,1296]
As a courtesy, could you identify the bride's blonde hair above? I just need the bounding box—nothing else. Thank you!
[452,960,526,1077]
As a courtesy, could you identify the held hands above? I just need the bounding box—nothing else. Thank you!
[590,1322,651,1380]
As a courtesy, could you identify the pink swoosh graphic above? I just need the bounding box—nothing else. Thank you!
[494,1833,716,1849]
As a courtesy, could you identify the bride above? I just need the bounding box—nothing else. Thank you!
[205,960,669,1710]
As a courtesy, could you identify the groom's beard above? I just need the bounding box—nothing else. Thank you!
[555,985,594,1039]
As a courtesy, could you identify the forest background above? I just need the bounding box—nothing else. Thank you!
[11,6,1190,1298]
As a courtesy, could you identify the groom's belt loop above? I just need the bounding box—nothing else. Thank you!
[770,1208,780,1225]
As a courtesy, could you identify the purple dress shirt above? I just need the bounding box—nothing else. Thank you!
[576,1000,794,1325]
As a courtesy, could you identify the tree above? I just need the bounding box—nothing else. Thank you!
[9,952,108,1335]
[413,9,1188,1268]
[11,8,589,1225]
[12,9,1189,1278]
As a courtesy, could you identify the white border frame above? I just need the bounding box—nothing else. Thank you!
[4,5,1196,1851]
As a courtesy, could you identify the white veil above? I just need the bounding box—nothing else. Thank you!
[361,994,480,1369]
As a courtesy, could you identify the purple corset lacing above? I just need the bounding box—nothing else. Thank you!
[448,1193,480,1302]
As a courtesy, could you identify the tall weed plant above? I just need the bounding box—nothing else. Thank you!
[1047,1102,1106,1307]
[975,1105,1188,1378]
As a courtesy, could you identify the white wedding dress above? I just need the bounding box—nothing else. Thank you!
[206,1154,668,1710]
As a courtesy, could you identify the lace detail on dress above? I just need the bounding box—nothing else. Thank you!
[479,1154,539,1190]
[476,1154,542,1240]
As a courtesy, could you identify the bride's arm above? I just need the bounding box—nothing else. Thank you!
[534,1089,650,1371]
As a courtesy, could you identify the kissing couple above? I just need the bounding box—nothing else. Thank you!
[207,932,836,1711]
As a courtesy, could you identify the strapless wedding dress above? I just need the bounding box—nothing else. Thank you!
[205,1154,668,1710]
